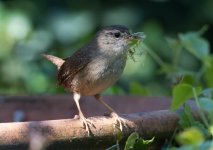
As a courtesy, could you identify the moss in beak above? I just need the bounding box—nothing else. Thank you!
[128,32,146,61]
[128,32,146,46]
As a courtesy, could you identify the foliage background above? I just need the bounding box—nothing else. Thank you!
[0,0,212,95]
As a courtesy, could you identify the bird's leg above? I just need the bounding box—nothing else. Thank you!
[73,93,94,136]
[94,94,127,131]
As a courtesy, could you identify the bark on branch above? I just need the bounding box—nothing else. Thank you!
[0,109,187,150]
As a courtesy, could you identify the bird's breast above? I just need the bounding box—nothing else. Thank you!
[71,55,127,96]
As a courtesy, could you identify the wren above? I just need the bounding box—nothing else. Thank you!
[43,25,143,135]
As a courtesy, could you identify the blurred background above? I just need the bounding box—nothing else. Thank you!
[0,0,212,96]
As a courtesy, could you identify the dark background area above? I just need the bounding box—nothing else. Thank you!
[0,0,212,95]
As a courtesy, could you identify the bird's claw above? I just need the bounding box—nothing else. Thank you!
[80,117,95,136]
[111,112,127,131]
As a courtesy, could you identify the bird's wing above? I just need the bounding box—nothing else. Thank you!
[57,47,92,87]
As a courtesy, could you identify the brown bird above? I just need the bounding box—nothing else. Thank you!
[43,25,143,135]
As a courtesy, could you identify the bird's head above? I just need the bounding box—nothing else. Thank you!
[96,25,144,56]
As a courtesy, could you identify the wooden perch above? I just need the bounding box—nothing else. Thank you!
[0,109,188,150]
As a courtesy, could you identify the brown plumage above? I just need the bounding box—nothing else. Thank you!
[57,45,93,88]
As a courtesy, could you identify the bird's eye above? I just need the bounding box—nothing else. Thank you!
[114,32,121,38]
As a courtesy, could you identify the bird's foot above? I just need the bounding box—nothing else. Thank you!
[79,115,95,136]
[110,112,127,131]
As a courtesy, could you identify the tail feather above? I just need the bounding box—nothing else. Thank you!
[42,54,65,70]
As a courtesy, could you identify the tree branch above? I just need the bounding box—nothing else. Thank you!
[0,109,185,150]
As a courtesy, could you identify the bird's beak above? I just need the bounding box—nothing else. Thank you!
[131,32,146,41]
[127,32,146,45]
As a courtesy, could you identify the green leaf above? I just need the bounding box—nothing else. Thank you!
[124,132,139,150]
[166,37,182,66]
[201,88,213,98]
[171,84,202,111]
[176,127,204,145]
[179,75,197,86]
[124,132,154,150]
[181,104,209,137]
[199,98,213,114]
[179,32,209,60]
[178,105,196,129]
[199,97,213,123]
[134,137,155,150]
[209,126,213,136]
[204,58,213,88]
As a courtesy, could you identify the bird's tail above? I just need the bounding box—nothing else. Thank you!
[42,54,65,70]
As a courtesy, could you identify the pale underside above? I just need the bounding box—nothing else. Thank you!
[69,55,127,96]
